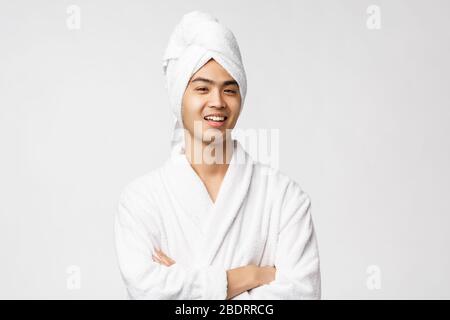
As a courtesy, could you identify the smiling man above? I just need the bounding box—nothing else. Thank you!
[114,11,321,300]
[181,59,241,202]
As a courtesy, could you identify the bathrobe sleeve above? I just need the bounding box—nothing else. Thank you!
[233,181,321,300]
[114,185,229,300]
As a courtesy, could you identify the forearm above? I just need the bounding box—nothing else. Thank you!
[150,249,275,300]
[226,265,276,300]
[226,265,259,299]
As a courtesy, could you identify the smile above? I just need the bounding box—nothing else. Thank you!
[203,114,228,128]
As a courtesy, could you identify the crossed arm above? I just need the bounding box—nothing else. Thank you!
[115,189,278,300]
[116,182,320,300]
[152,249,276,299]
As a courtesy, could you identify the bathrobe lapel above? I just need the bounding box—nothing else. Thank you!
[202,140,253,265]
[162,148,213,237]
[162,140,254,266]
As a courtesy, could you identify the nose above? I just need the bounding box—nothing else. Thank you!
[208,87,226,109]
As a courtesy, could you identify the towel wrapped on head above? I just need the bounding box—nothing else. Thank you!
[162,11,247,153]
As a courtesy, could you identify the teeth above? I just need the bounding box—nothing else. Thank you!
[204,115,226,122]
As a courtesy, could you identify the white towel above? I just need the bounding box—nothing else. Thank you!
[162,10,247,153]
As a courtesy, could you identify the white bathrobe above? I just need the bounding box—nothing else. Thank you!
[114,140,321,299]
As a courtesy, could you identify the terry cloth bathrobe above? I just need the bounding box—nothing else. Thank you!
[114,11,321,300]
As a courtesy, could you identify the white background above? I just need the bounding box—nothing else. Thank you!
[1,0,449,299]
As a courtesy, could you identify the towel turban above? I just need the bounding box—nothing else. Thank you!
[162,10,247,153]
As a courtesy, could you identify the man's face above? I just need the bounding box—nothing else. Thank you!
[181,58,241,145]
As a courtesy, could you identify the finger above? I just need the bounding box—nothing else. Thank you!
[153,252,170,266]
[153,249,166,263]
[165,257,176,265]
[160,252,176,265]
[156,250,176,265]
[158,253,175,266]
[154,251,172,266]
[152,253,163,264]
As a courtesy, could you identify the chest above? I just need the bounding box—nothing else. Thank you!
[155,190,280,269]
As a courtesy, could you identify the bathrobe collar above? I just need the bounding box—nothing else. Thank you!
[162,139,254,265]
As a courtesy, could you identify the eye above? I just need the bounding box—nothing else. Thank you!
[196,87,208,92]
[225,89,237,94]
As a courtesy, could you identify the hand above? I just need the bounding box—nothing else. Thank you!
[152,249,176,267]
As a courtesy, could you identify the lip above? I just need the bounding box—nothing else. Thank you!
[203,113,228,118]
[203,113,228,128]
[203,114,228,128]
[204,119,226,128]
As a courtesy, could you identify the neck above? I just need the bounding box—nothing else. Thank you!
[184,134,234,177]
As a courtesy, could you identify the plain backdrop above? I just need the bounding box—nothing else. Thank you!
[1,0,449,299]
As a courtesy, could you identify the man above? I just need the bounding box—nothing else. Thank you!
[114,10,321,300]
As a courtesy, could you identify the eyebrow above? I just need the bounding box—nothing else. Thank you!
[190,77,239,87]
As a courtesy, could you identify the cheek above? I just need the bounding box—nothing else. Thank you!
[181,96,206,132]
[228,99,241,118]
[182,96,204,118]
